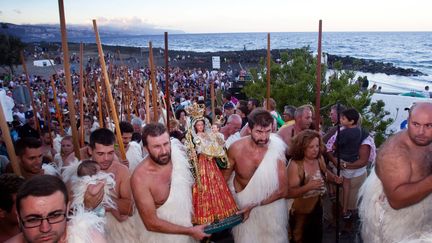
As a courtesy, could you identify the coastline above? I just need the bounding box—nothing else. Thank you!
[14,42,426,80]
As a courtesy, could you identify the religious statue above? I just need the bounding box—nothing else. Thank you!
[184,103,242,233]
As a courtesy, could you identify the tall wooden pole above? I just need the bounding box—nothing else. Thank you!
[43,95,53,147]
[50,77,64,136]
[79,42,85,147]
[164,32,171,130]
[145,80,151,124]
[58,0,81,160]
[94,76,104,128]
[266,33,271,110]
[93,19,126,161]
[148,42,159,122]
[211,81,215,123]
[315,20,322,132]
[0,100,21,176]
[20,51,41,133]
[41,95,52,143]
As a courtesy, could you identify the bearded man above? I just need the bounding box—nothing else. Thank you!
[223,108,288,243]
[131,123,209,243]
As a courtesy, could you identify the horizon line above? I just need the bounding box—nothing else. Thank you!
[2,22,431,35]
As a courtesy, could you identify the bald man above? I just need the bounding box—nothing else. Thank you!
[277,105,313,153]
[359,102,432,242]
[220,114,242,140]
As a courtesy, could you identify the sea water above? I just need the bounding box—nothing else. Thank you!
[71,32,432,92]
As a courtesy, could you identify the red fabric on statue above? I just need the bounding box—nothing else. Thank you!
[192,154,238,225]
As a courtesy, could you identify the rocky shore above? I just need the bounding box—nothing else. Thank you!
[326,54,425,76]
[19,42,426,78]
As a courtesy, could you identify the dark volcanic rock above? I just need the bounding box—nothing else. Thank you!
[28,42,425,77]
[326,54,425,76]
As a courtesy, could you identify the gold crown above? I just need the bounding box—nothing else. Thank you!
[185,103,206,120]
[213,115,225,125]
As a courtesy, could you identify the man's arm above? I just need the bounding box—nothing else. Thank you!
[223,144,237,181]
[376,149,432,209]
[277,126,290,146]
[277,126,292,155]
[130,174,209,240]
[259,159,288,205]
[113,165,133,216]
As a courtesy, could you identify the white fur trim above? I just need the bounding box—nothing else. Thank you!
[134,138,197,243]
[401,232,432,243]
[229,134,288,243]
[43,163,60,176]
[126,141,143,172]
[359,169,432,243]
[53,135,62,156]
[106,213,139,243]
[70,171,117,211]
[67,207,106,243]
[61,160,81,183]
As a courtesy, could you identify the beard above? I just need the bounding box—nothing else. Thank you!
[251,135,269,147]
[149,151,171,165]
[410,135,432,146]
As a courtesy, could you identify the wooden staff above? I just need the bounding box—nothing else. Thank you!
[164,32,171,130]
[125,75,131,122]
[58,0,81,160]
[144,80,151,124]
[94,76,104,127]
[41,94,53,147]
[159,95,167,126]
[148,42,159,122]
[315,20,322,132]
[119,51,130,121]
[93,19,126,160]
[79,42,85,147]
[41,95,47,129]
[123,85,130,121]
[266,33,271,110]
[211,80,215,123]
[20,51,41,133]
[0,100,21,176]
[50,77,64,136]
[129,72,139,117]
[47,58,60,77]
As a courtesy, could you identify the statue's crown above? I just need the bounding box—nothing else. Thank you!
[186,103,205,120]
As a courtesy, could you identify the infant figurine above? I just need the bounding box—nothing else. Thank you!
[73,160,126,221]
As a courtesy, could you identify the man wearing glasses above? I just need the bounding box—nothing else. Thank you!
[6,175,105,243]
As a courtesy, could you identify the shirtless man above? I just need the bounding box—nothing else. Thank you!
[359,102,432,242]
[278,105,313,149]
[40,129,56,163]
[131,123,208,242]
[117,121,143,172]
[85,128,134,242]
[7,137,58,179]
[223,108,288,243]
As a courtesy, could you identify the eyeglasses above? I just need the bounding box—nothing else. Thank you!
[20,212,67,228]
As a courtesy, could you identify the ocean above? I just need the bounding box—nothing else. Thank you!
[71,32,432,93]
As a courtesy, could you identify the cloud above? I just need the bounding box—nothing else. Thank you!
[95,16,157,30]
[13,9,21,14]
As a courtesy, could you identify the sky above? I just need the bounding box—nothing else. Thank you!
[0,0,431,33]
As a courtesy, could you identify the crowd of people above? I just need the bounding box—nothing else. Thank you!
[1,50,432,243]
